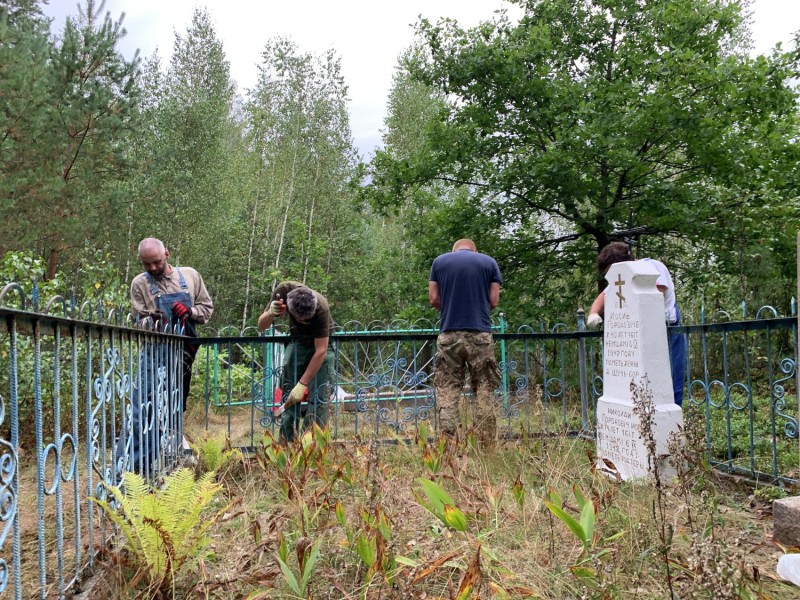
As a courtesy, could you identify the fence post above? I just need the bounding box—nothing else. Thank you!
[264,327,274,410]
[796,231,800,473]
[577,307,590,432]
[499,312,508,411]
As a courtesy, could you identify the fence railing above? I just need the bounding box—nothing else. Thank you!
[681,310,799,484]
[0,286,798,598]
[197,308,799,486]
[0,286,186,599]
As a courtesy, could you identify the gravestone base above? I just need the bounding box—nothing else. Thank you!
[773,496,800,547]
[596,395,682,481]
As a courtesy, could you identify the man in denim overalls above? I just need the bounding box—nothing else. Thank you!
[117,238,213,477]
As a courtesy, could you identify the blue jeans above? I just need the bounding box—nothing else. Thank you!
[669,328,687,406]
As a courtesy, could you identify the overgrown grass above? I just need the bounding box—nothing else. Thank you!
[702,390,799,479]
[89,422,798,599]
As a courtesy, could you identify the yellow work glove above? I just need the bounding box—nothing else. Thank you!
[274,382,308,417]
[288,382,308,404]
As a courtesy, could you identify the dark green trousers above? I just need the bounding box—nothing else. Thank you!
[279,342,334,442]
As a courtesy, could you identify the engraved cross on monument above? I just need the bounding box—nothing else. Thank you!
[596,261,683,480]
[614,273,625,308]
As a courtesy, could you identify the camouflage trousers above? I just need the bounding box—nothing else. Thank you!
[434,331,501,445]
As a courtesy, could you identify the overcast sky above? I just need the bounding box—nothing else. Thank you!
[43,0,799,159]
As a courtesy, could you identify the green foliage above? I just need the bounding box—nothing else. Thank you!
[415,424,449,474]
[350,505,395,584]
[545,486,598,553]
[234,37,361,325]
[91,468,231,590]
[415,478,469,532]
[255,425,344,509]
[0,246,128,313]
[0,1,60,257]
[0,251,62,302]
[705,390,799,476]
[132,8,237,272]
[0,0,793,327]
[354,531,377,571]
[49,1,139,276]
[365,0,800,324]
[191,346,255,407]
[275,536,323,599]
[190,433,243,475]
[70,246,130,310]
[545,485,625,597]
[753,485,787,503]
[512,475,525,511]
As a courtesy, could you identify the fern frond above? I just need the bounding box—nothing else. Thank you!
[167,471,214,539]
[91,496,147,564]
[92,466,228,587]
[158,468,198,543]
[175,496,238,566]
[160,468,197,516]
[121,471,150,502]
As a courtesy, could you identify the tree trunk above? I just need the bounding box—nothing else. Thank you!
[46,247,59,281]
[302,158,321,283]
[272,112,302,290]
[241,184,262,330]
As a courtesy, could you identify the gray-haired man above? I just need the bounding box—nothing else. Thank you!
[119,237,213,477]
[258,281,334,442]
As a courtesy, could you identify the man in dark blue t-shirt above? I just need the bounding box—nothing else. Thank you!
[429,239,502,448]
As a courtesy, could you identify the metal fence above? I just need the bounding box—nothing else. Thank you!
[198,307,799,485]
[0,285,798,598]
[0,285,186,599]
[681,306,799,484]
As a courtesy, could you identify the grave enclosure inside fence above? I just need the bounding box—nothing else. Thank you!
[0,281,798,598]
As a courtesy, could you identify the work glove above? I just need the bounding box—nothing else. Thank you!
[587,313,603,329]
[288,382,308,403]
[268,299,285,316]
[172,301,191,320]
[274,382,307,416]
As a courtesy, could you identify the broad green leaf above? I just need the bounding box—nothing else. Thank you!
[276,555,302,596]
[335,501,347,527]
[442,504,468,531]
[571,566,601,590]
[278,534,289,563]
[300,538,323,591]
[395,555,420,567]
[355,533,377,567]
[579,499,596,545]
[377,513,392,541]
[572,484,587,510]
[603,529,627,543]
[416,478,455,515]
[544,501,586,547]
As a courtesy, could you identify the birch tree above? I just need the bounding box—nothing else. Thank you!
[243,38,357,319]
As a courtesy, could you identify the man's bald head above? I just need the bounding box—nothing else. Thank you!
[138,238,165,255]
[452,239,477,252]
[138,238,170,278]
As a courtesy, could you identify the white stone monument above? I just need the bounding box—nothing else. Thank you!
[596,261,683,481]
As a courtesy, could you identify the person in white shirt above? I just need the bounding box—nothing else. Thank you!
[587,241,686,406]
